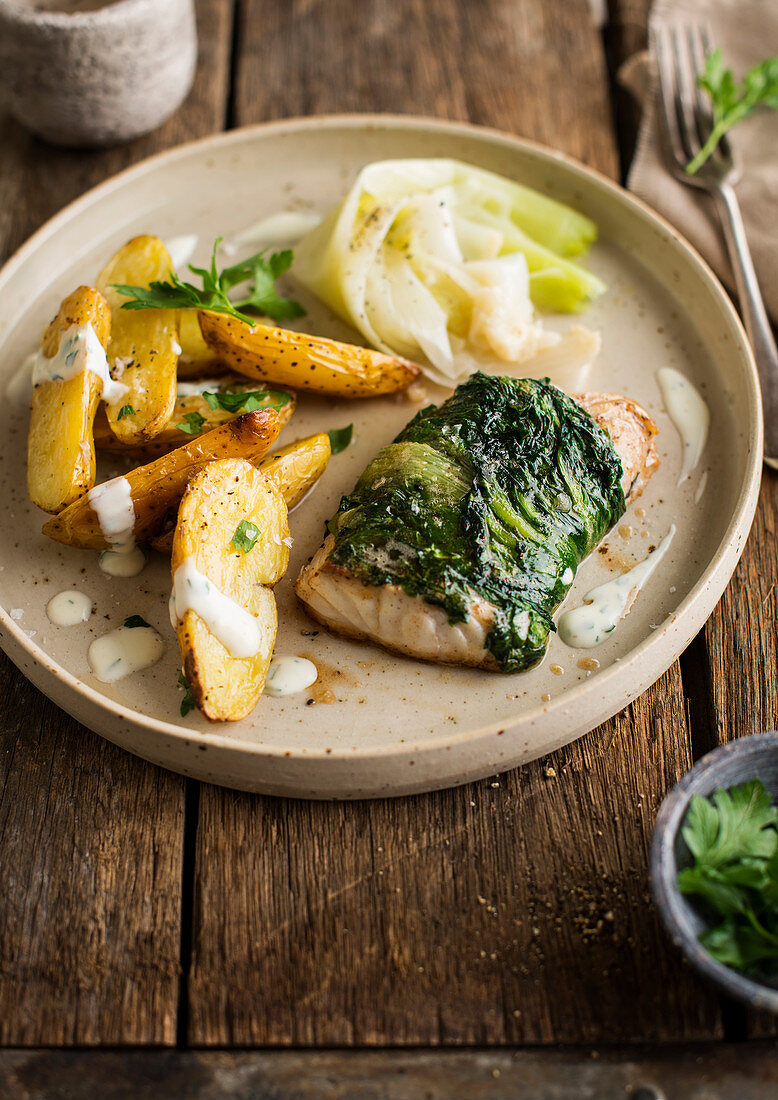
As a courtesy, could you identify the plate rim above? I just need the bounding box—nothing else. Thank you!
[0,112,763,766]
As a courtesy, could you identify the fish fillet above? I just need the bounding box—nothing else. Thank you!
[296,376,659,671]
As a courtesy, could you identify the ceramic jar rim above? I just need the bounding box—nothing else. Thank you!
[0,0,169,30]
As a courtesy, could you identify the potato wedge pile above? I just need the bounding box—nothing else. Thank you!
[26,230,414,721]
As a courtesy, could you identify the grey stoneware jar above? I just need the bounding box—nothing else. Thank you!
[0,0,197,147]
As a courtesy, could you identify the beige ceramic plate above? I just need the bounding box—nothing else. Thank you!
[0,116,762,798]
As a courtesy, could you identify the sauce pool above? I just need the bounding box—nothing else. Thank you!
[46,590,93,626]
[558,525,676,649]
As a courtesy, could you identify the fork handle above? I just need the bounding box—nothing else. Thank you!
[711,183,778,469]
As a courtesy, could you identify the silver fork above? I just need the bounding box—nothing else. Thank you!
[652,22,778,468]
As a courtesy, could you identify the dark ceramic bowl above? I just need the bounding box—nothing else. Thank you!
[650,732,778,1013]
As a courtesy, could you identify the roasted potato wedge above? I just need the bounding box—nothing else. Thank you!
[198,310,421,397]
[42,409,282,550]
[177,309,224,374]
[93,379,295,459]
[150,431,331,553]
[27,286,111,513]
[172,458,290,721]
[97,235,179,444]
[255,431,331,509]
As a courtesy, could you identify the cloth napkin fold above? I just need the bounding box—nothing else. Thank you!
[621,0,778,318]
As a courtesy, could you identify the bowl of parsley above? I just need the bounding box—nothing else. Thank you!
[650,732,778,1012]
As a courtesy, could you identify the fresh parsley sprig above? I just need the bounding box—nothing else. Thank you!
[328,424,354,455]
[678,779,778,975]
[231,519,260,554]
[112,238,305,326]
[124,614,151,629]
[687,49,778,175]
[203,388,291,415]
[176,411,207,435]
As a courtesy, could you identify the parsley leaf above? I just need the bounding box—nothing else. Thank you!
[176,411,207,435]
[178,671,196,717]
[328,424,354,455]
[225,249,305,323]
[117,404,136,420]
[687,49,778,174]
[231,518,260,553]
[203,388,291,414]
[678,779,778,975]
[124,614,151,629]
[112,238,305,326]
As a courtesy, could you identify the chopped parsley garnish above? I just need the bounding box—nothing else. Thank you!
[112,238,305,326]
[687,49,778,175]
[117,404,136,420]
[203,388,291,414]
[176,411,207,435]
[231,518,260,554]
[678,779,778,975]
[124,614,151,629]
[178,671,196,717]
[328,424,353,455]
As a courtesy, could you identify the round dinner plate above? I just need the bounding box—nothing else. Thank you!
[0,115,762,798]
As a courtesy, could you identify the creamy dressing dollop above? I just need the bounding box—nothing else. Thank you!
[558,525,676,649]
[88,624,164,683]
[265,656,318,696]
[170,557,262,658]
[46,590,93,626]
[88,477,145,577]
[656,368,709,484]
[175,378,228,397]
[31,323,128,403]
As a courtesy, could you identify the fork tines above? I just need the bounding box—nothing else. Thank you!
[651,21,733,176]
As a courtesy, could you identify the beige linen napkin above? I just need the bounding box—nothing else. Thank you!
[622,0,778,317]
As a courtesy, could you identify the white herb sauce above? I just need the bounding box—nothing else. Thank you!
[176,378,227,397]
[165,234,198,270]
[170,557,262,658]
[88,477,145,577]
[46,590,93,626]
[558,525,676,649]
[88,625,164,684]
[222,211,322,256]
[31,323,128,403]
[265,656,318,696]
[656,368,709,484]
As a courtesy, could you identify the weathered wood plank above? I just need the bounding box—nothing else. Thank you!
[3,1045,778,1100]
[0,0,235,1046]
[188,0,719,1046]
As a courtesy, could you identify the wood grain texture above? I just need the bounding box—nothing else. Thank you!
[609,0,778,1045]
[3,1045,778,1100]
[0,0,235,1046]
[187,0,721,1046]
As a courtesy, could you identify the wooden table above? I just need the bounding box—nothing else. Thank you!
[1,2,777,1096]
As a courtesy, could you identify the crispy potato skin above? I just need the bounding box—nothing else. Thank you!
[198,310,421,397]
[42,409,282,550]
[97,235,179,443]
[150,431,331,553]
[172,459,290,721]
[27,286,111,514]
[94,380,295,458]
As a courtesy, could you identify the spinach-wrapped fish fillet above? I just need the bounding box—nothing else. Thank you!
[296,374,658,671]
